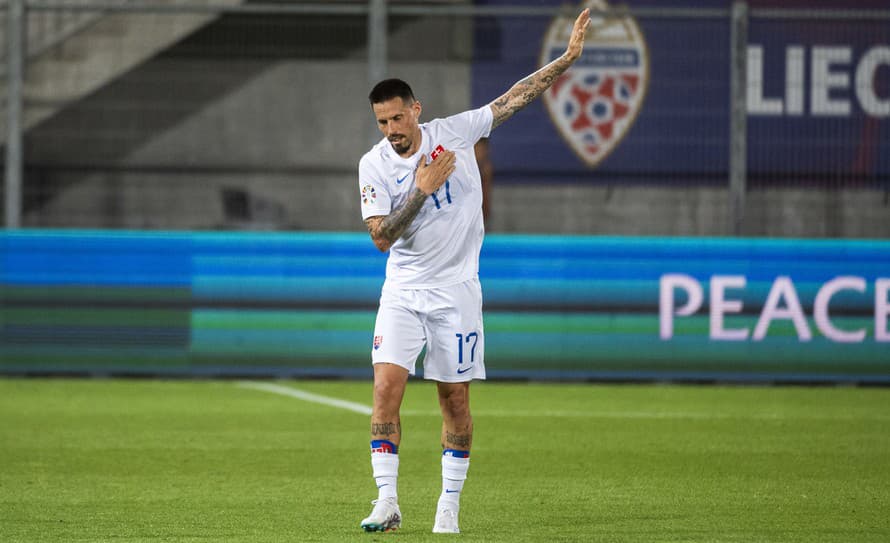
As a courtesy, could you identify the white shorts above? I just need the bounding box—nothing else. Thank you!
[371,278,486,382]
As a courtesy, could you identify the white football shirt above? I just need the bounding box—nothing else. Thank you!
[359,105,493,288]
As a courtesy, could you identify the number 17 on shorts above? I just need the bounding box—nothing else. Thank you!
[455,332,479,375]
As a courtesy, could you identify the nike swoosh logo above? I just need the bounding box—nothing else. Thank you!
[445,489,460,493]
[456,366,474,375]
[396,174,409,184]
[377,484,389,489]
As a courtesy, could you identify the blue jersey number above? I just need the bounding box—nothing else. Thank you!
[430,180,452,209]
[455,332,478,365]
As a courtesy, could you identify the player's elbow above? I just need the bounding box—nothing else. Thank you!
[372,236,392,253]
[365,217,392,252]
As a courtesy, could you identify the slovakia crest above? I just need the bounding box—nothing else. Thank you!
[541,0,649,167]
[373,335,383,350]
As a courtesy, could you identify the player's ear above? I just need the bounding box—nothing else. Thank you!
[412,100,422,121]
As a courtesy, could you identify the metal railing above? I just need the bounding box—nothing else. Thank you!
[3,1,889,234]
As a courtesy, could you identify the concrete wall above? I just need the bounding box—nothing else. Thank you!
[24,58,470,231]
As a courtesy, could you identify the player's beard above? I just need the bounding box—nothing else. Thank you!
[389,135,411,155]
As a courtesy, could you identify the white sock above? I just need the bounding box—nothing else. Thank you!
[371,451,399,501]
[438,453,469,510]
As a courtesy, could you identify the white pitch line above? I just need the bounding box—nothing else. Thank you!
[237,384,890,422]
[237,381,372,415]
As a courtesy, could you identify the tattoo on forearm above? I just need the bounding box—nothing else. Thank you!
[490,55,573,129]
[366,188,428,249]
[372,421,401,437]
[445,431,471,449]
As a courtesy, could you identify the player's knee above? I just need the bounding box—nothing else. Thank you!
[439,388,470,419]
[373,377,403,409]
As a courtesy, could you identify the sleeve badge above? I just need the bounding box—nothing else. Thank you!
[361,184,377,205]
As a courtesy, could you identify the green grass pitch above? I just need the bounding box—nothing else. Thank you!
[1,378,888,542]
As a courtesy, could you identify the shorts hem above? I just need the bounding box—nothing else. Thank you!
[372,359,416,375]
[422,373,486,383]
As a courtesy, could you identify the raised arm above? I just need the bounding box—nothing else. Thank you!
[488,8,590,130]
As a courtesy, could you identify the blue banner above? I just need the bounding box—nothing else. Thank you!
[2,230,889,382]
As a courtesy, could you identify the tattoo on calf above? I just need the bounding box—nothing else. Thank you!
[371,422,401,437]
[445,431,471,449]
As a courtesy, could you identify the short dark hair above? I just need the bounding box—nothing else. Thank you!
[369,78,416,105]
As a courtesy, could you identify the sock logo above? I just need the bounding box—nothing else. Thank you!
[371,439,398,454]
[442,449,470,458]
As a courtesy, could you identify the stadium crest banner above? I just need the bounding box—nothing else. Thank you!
[471,0,890,183]
[540,0,649,167]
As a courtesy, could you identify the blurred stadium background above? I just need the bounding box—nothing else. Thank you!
[1,0,889,382]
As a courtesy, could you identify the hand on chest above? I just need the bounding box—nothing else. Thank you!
[391,143,475,212]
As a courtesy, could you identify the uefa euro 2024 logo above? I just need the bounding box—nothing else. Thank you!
[541,0,649,168]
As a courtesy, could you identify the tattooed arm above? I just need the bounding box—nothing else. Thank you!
[365,150,456,252]
[488,8,591,130]
[364,191,427,253]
